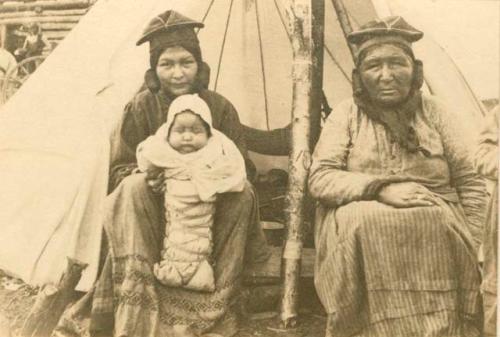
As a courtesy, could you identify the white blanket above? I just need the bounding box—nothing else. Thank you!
[137,128,246,291]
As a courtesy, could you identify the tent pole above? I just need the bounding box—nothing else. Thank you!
[310,0,325,148]
[281,0,316,328]
[330,0,357,59]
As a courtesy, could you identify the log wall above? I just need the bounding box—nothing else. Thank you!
[0,0,97,49]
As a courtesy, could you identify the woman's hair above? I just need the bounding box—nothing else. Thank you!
[149,42,202,70]
[167,110,212,139]
[145,43,204,94]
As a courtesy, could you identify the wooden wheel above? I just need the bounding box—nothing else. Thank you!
[1,55,46,104]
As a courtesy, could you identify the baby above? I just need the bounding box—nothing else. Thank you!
[136,94,246,292]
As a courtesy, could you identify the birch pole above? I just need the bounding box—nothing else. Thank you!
[281,0,315,327]
[310,0,325,148]
[20,258,87,337]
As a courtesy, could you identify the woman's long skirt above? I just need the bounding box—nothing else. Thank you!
[482,184,498,337]
[314,200,483,337]
[84,173,269,337]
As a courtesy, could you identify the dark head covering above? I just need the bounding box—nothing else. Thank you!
[137,11,203,46]
[348,16,423,57]
[137,10,206,93]
[137,10,204,67]
[349,16,429,156]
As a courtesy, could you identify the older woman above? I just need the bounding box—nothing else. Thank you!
[309,17,487,336]
[86,10,269,337]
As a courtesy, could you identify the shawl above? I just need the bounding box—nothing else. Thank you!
[352,69,430,157]
[137,127,246,201]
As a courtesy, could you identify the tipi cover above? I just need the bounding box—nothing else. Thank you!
[0,0,484,291]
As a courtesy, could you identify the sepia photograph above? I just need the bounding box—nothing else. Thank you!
[0,0,498,336]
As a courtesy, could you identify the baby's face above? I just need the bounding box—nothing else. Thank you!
[168,111,209,154]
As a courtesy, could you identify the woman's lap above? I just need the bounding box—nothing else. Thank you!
[105,173,268,264]
[104,173,165,262]
[88,173,266,337]
[315,201,482,337]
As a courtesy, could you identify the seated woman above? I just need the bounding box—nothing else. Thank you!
[309,16,487,336]
[87,10,269,337]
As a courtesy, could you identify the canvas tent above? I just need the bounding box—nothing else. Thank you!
[0,0,485,291]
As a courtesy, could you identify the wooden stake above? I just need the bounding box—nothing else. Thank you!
[330,0,357,59]
[310,0,325,148]
[20,258,87,337]
[281,0,316,328]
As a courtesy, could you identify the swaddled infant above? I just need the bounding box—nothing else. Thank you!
[137,94,246,292]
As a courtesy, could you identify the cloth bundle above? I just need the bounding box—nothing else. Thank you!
[137,94,246,291]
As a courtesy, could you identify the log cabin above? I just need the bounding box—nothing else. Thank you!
[0,0,97,54]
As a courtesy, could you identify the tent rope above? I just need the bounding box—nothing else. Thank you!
[273,0,291,42]
[324,45,351,82]
[339,6,360,29]
[196,0,216,35]
[274,0,350,83]
[201,0,216,24]
[255,0,271,130]
[347,12,361,29]
[273,0,344,121]
[214,0,235,91]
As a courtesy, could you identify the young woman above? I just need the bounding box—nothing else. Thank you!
[89,10,269,337]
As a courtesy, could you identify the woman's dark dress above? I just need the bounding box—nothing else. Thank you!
[86,89,269,337]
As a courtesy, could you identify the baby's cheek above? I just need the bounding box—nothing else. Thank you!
[199,135,209,146]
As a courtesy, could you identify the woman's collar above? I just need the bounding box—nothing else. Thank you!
[156,88,175,106]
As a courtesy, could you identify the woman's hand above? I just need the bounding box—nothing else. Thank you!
[377,182,438,208]
[145,167,166,194]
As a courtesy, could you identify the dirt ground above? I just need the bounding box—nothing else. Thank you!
[0,270,37,337]
[0,269,326,337]
[237,313,326,337]
[238,279,326,337]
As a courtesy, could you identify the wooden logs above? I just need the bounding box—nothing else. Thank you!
[44,30,71,40]
[20,258,87,337]
[0,3,89,46]
[0,8,87,19]
[0,16,80,25]
[0,0,91,13]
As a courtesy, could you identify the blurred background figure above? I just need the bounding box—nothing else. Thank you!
[0,39,16,78]
[0,38,17,105]
[14,22,50,63]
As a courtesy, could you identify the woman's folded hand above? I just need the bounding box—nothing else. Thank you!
[377,182,438,208]
[145,167,166,194]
